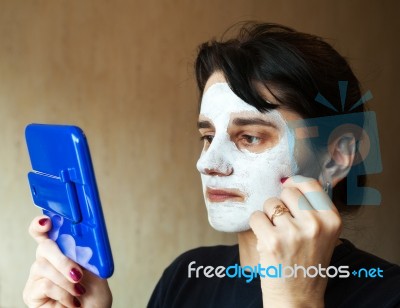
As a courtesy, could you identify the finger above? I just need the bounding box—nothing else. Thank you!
[36,239,84,284]
[42,303,68,308]
[262,197,293,226]
[249,210,275,237]
[29,215,52,244]
[280,187,314,216]
[41,303,68,308]
[282,175,337,213]
[30,257,86,297]
[25,277,81,308]
[79,270,112,307]
[282,176,342,231]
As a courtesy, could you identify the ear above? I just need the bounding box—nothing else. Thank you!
[319,133,356,187]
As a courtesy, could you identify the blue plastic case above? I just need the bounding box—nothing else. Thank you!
[25,124,114,279]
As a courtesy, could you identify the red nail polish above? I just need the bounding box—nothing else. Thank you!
[280,177,289,184]
[73,297,81,307]
[70,268,82,282]
[38,218,48,226]
[74,283,86,295]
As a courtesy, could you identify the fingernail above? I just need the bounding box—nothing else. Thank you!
[73,297,81,307]
[38,218,49,226]
[74,283,86,295]
[280,177,289,184]
[70,268,82,282]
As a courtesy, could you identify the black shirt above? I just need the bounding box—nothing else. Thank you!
[148,239,400,307]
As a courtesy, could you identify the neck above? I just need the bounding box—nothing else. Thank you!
[237,229,260,267]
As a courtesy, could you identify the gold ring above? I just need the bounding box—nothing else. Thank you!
[270,204,290,225]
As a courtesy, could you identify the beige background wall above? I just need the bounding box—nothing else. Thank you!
[0,0,399,307]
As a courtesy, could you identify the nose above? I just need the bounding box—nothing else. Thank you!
[196,138,233,176]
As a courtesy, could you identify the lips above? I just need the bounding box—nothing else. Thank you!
[206,187,245,203]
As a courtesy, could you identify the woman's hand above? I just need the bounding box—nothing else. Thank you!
[249,176,342,308]
[23,215,113,308]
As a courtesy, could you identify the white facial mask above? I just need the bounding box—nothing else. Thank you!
[196,83,297,232]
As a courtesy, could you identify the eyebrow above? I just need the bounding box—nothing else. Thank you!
[232,117,278,128]
[197,120,214,129]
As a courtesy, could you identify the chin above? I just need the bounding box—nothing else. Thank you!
[208,217,251,233]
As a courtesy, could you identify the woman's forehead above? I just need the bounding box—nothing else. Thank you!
[203,71,227,92]
[199,84,286,131]
[201,72,303,123]
[204,71,279,105]
[201,83,258,115]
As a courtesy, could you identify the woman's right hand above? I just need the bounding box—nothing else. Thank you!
[23,215,113,308]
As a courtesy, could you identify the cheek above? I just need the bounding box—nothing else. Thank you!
[235,142,291,175]
[233,139,294,197]
[239,154,284,183]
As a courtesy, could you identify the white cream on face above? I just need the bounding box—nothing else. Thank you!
[196,82,297,232]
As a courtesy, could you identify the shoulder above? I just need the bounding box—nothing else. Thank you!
[332,238,400,274]
[326,239,400,308]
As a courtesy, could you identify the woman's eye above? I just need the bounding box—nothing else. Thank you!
[200,135,214,144]
[241,135,261,145]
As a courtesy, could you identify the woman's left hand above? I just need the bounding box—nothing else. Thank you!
[249,175,342,308]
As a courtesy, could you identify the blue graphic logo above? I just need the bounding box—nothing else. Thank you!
[287,81,382,206]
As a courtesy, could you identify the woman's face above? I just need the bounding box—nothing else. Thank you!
[196,72,311,232]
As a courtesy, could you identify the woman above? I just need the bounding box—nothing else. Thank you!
[23,22,400,307]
